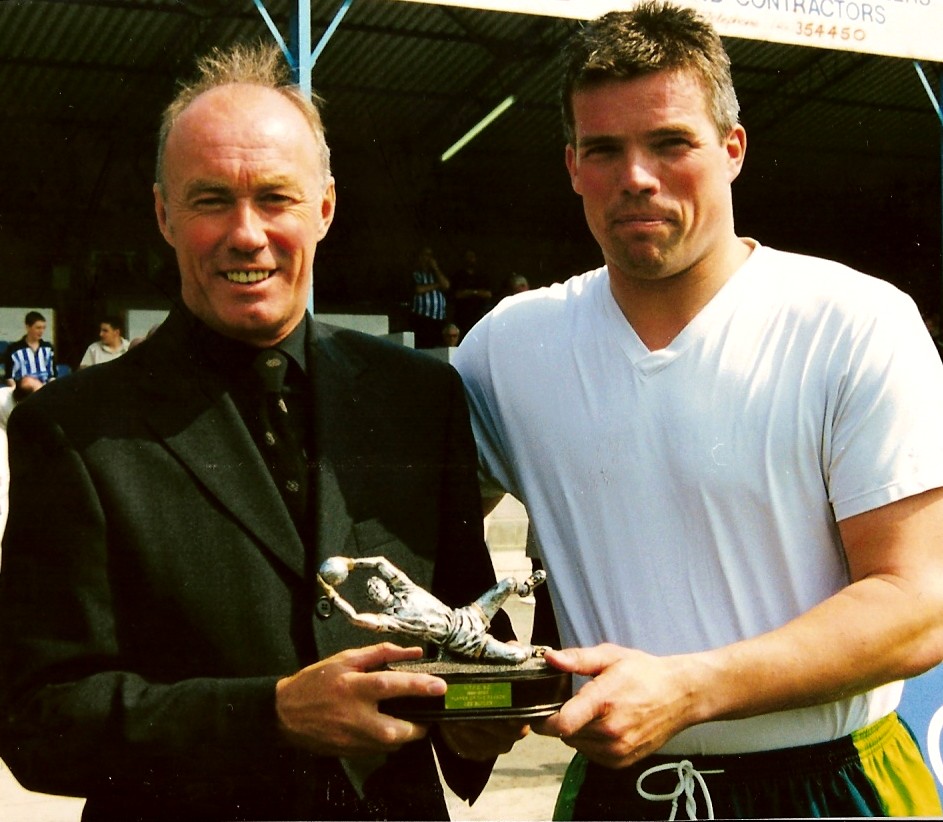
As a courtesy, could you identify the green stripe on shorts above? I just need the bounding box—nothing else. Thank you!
[553,752,588,821]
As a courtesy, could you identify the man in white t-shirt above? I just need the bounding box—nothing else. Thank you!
[452,3,943,818]
[79,316,129,368]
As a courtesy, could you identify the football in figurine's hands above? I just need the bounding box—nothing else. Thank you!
[319,557,349,586]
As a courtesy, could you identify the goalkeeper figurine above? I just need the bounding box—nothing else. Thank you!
[319,555,547,665]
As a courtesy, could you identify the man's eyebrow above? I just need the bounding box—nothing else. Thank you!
[577,134,622,149]
[183,180,231,199]
[578,125,698,147]
[649,124,698,138]
[183,177,299,198]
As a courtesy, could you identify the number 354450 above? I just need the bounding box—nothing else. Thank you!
[796,22,866,40]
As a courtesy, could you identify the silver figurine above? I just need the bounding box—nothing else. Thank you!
[318,555,547,665]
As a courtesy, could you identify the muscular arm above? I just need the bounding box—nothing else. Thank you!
[537,488,943,767]
[700,487,943,715]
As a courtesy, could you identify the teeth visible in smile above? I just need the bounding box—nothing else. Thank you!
[226,270,271,284]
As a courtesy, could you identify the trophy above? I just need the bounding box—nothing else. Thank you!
[317,556,571,721]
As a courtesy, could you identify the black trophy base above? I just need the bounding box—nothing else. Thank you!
[379,657,571,721]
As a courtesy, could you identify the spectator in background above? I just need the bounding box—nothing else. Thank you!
[505,274,530,295]
[79,315,130,368]
[129,322,164,350]
[3,311,56,386]
[496,273,530,304]
[0,376,44,544]
[0,377,43,433]
[441,322,461,347]
[922,312,943,360]
[410,246,450,348]
[450,250,492,334]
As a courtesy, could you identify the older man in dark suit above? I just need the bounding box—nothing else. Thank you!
[0,44,520,821]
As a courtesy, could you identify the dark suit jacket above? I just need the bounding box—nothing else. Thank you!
[0,310,502,820]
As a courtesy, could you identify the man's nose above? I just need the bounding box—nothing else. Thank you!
[620,151,660,196]
[228,201,267,251]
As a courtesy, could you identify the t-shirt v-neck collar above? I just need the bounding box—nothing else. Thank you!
[602,241,759,376]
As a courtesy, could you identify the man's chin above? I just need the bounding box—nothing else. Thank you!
[607,249,672,280]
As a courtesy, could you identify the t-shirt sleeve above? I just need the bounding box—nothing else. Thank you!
[452,317,515,500]
[826,290,943,520]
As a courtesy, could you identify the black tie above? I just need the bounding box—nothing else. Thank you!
[253,349,307,524]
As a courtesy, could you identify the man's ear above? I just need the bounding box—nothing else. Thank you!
[153,183,175,248]
[726,125,747,184]
[565,143,581,194]
[317,177,337,241]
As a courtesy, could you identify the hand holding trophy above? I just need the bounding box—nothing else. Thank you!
[318,556,571,720]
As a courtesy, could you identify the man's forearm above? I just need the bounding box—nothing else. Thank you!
[686,572,943,726]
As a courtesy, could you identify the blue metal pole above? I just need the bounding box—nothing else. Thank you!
[914,62,943,323]
[914,62,943,126]
[291,0,313,99]
[252,0,353,98]
[252,0,293,68]
[253,0,354,315]
[312,0,353,67]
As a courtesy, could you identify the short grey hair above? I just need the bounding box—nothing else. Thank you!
[155,41,331,189]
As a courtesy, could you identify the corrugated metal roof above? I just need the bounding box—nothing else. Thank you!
[0,0,940,315]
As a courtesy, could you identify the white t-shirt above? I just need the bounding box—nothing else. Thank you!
[453,243,943,754]
[80,338,129,368]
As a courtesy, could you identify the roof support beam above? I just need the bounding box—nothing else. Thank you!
[253,0,353,312]
[914,62,943,127]
[914,62,943,322]
[253,0,353,97]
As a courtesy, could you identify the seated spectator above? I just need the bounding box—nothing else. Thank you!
[410,247,450,348]
[0,376,44,542]
[0,376,44,431]
[497,273,530,303]
[80,316,130,368]
[441,322,461,347]
[451,250,492,334]
[3,311,56,386]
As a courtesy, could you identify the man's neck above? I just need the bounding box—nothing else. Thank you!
[182,307,310,377]
[610,237,753,351]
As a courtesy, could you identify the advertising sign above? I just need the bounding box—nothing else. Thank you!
[394,0,943,63]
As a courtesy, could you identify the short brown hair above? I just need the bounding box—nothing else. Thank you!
[155,41,331,189]
[560,1,739,145]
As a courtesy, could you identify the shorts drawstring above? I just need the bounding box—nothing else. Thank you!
[635,759,723,820]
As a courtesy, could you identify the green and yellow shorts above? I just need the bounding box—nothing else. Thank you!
[554,713,942,819]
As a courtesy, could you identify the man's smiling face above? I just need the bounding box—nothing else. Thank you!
[154,83,335,347]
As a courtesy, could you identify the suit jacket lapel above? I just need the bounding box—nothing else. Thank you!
[141,313,307,581]
[309,319,366,567]
[308,321,439,660]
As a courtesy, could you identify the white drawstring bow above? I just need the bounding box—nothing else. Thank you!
[635,759,722,820]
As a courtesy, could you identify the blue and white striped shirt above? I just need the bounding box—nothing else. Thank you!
[4,339,56,383]
[411,270,447,321]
